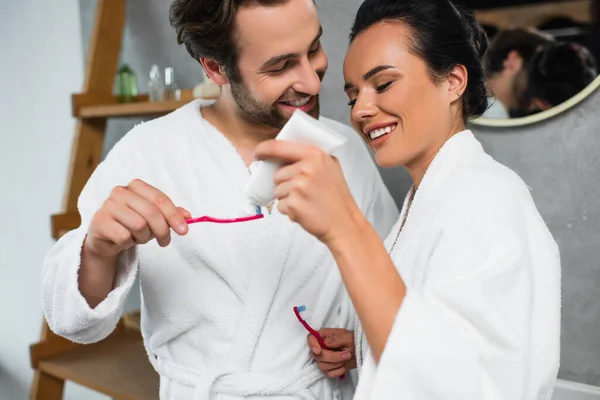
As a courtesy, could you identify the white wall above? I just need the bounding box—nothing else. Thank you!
[0,1,107,399]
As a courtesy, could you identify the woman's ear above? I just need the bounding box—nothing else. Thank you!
[200,58,229,85]
[447,64,468,103]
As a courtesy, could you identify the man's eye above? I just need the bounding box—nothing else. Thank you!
[270,62,290,73]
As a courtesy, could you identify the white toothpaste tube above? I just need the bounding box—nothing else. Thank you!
[245,109,348,207]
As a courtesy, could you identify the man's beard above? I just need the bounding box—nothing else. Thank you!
[229,79,321,130]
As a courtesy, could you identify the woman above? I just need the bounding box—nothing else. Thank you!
[255,0,561,399]
[528,41,598,111]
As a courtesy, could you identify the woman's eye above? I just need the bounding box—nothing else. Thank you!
[376,81,393,92]
[347,99,356,108]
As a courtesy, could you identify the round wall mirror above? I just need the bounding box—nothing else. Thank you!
[463,0,600,127]
[472,75,600,127]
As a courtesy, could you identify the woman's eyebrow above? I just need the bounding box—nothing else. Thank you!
[344,64,395,90]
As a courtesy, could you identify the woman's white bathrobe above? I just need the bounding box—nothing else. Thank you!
[353,131,561,400]
[41,99,398,400]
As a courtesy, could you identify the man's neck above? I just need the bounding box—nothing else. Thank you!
[486,75,513,111]
[201,90,280,167]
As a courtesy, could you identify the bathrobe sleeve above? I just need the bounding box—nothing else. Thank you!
[369,194,543,399]
[41,129,142,344]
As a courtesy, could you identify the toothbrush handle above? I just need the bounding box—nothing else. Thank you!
[293,307,345,380]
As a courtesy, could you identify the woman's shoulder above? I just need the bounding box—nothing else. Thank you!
[445,151,535,220]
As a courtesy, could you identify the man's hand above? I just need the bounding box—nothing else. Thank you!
[79,179,190,308]
[85,179,191,259]
[307,328,356,378]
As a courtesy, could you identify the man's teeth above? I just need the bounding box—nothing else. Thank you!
[284,97,311,107]
[369,125,396,140]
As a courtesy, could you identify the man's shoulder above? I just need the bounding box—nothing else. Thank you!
[319,116,370,158]
[115,99,210,150]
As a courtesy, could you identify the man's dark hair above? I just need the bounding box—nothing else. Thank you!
[169,0,289,82]
[484,27,554,77]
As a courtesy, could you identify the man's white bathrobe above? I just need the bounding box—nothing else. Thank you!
[353,130,561,400]
[41,99,398,400]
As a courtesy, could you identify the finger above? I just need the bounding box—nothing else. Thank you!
[277,197,290,216]
[325,365,347,379]
[277,194,303,222]
[315,349,353,364]
[317,360,344,372]
[307,334,322,356]
[321,329,354,349]
[89,212,135,253]
[254,140,320,164]
[127,179,188,235]
[115,192,172,246]
[273,162,301,184]
[273,180,295,200]
[178,207,192,220]
[103,197,156,245]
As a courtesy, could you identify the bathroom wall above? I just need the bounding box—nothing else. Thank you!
[471,89,600,385]
[78,0,600,386]
[0,0,108,398]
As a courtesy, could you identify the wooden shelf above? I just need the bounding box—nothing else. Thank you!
[476,0,592,29]
[77,99,192,119]
[71,89,219,119]
[38,330,159,400]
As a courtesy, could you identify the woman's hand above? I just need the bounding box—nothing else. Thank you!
[307,328,357,379]
[254,140,365,245]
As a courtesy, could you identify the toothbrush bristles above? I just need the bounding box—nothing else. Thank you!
[296,305,306,313]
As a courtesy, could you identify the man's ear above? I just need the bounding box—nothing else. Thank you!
[503,50,524,74]
[200,58,228,85]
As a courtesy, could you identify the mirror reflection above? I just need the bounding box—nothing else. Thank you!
[462,0,599,120]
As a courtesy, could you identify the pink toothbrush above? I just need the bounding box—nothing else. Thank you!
[293,305,345,380]
[186,206,263,225]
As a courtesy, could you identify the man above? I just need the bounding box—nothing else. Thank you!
[41,0,398,398]
[482,27,554,118]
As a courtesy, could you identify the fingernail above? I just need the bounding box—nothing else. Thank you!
[178,224,188,234]
[312,347,320,355]
[342,352,352,361]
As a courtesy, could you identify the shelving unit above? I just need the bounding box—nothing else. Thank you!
[29,1,215,399]
[476,0,592,28]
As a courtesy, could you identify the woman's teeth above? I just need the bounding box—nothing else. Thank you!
[369,124,396,140]
[284,97,311,107]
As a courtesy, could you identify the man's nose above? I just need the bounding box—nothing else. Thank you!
[293,59,322,96]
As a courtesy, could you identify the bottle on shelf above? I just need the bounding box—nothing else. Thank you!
[115,64,138,103]
[164,67,181,101]
[148,64,164,102]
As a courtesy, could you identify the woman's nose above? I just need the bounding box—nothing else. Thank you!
[351,95,378,122]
